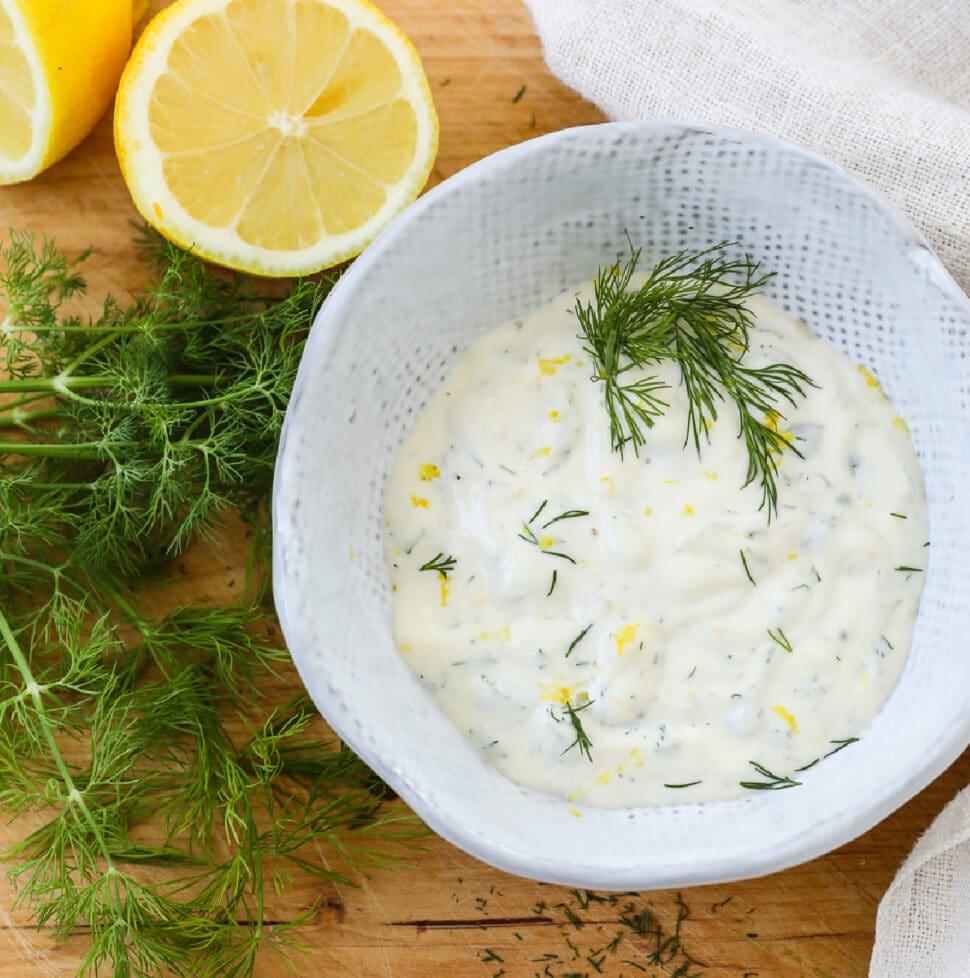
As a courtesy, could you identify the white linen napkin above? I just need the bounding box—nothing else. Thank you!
[520,1,970,972]
[522,0,970,295]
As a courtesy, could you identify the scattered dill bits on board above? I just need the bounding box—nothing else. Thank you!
[0,230,426,978]
[465,886,710,977]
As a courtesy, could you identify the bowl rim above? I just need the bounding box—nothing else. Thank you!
[273,119,970,888]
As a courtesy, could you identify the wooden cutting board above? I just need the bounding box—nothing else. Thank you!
[0,1,966,975]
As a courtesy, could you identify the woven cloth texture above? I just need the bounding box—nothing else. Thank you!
[523,0,970,295]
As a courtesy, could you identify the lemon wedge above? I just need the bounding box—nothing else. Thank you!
[114,0,439,276]
[0,0,135,184]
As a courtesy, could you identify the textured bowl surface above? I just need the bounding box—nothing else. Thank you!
[272,122,970,889]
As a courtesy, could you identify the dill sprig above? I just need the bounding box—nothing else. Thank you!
[560,699,595,762]
[575,240,815,517]
[0,231,426,978]
[419,552,457,577]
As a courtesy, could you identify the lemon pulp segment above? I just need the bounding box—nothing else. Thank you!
[117,0,438,274]
[0,2,37,164]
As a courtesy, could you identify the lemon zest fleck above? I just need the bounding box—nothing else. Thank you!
[595,770,612,785]
[531,445,552,459]
[614,623,638,656]
[568,808,584,818]
[643,505,652,517]
[537,354,570,378]
[786,552,798,560]
[480,626,512,643]
[772,704,799,734]
[893,415,909,432]
[703,470,718,481]
[539,682,573,704]
[418,463,441,481]
[857,363,882,390]
[439,573,450,608]
[549,410,561,421]
[400,643,412,653]
[410,494,429,509]
[682,503,695,517]
[600,476,614,495]
[539,534,555,548]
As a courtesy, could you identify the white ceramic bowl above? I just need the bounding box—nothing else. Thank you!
[272,122,970,889]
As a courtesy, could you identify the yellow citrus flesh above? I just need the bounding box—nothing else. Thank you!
[0,0,134,184]
[115,0,439,276]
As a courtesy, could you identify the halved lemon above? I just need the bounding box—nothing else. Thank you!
[0,0,135,184]
[114,0,439,276]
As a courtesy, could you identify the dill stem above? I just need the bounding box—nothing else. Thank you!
[0,605,121,878]
[0,436,218,459]
[0,373,220,395]
[0,407,61,428]
[0,442,109,459]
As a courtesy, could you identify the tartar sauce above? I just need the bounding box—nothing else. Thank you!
[383,285,927,806]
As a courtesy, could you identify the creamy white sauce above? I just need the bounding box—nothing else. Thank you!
[383,285,927,807]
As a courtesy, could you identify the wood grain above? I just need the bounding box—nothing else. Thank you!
[0,1,965,975]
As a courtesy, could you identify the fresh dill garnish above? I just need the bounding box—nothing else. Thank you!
[566,623,593,658]
[767,627,793,652]
[419,552,457,577]
[512,83,526,103]
[575,240,814,517]
[895,565,923,573]
[547,569,558,596]
[740,761,802,790]
[739,548,756,585]
[890,512,907,519]
[0,230,425,978]
[664,780,703,789]
[560,699,595,761]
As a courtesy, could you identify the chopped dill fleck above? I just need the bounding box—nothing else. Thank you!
[767,627,793,652]
[512,83,527,103]
[739,548,756,585]
[895,565,923,573]
[528,499,549,524]
[890,512,907,519]
[740,760,801,790]
[566,623,593,658]
[664,780,703,789]
[824,737,860,757]
[481,948,504,963]
[547,569,558,596]
[540,508,590,530]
